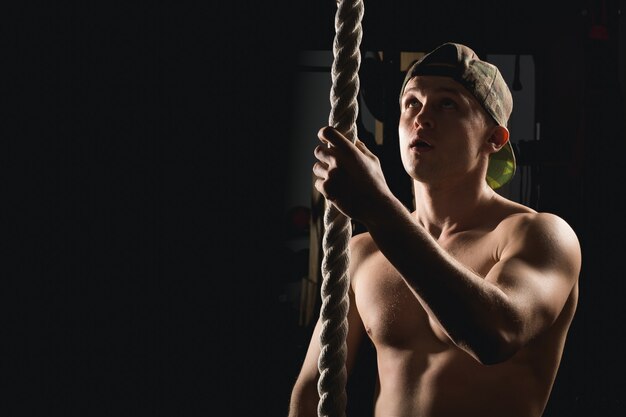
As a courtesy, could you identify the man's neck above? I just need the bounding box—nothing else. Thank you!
[412,180,497,239]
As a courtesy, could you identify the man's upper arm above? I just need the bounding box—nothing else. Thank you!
[486,212,581,345]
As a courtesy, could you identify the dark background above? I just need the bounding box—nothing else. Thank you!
[6,1,625,416]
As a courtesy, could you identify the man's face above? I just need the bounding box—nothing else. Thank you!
[398,75,493,187]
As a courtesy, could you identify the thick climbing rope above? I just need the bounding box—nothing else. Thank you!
[317,1,364,417]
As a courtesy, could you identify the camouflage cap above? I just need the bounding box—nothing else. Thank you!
[399,42,516,189]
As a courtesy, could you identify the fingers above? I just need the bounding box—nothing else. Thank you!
[355,139,375,157]
[318,125,376,156]
[312,160,328,180]
[315,126,377,169]
[318,126,352,150]
[313,143,334,166]
[312,160,335,201]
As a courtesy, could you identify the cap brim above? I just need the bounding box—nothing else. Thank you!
[486,141,516,189]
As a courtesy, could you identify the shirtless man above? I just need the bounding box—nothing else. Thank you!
[288,42,581,417]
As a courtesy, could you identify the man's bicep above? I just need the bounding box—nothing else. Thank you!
[487,214,581,337]
[294,319,323,384]
[489,258,572,325]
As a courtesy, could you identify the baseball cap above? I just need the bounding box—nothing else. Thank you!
[399,42,516,189]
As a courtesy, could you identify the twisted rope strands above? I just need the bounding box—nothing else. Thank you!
[317,1,364,417]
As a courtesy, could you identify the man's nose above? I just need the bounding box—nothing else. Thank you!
[415,103,434,128]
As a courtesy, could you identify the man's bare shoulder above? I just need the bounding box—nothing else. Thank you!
[488,193,579,257]
[492,195,573,236]
[496,209,581,268]
[497,209,578,240]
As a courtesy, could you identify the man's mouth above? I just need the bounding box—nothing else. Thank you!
[410,138,433,149]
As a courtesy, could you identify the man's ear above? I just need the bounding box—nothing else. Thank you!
[487,125,510,151]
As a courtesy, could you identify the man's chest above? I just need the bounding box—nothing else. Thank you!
[352,232,498,347]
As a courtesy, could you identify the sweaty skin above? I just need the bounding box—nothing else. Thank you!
[288,76,581,417]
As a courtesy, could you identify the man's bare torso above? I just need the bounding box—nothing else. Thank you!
[349,208,579,417]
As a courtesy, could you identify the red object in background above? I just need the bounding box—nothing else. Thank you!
[588,0,610,40]
[589,24,609,40]
[286,206,311,236]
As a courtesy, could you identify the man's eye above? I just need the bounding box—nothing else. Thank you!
[441,98,457,109]
[406,98,420,108]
